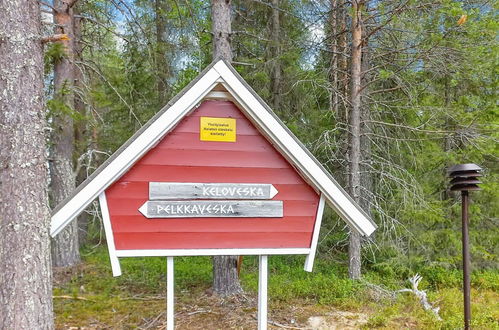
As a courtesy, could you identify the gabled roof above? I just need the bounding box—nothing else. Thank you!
[50,59,377,237]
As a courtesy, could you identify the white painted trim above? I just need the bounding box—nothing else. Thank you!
[304,194,326,272]
[50,69,221,237]
[115,248,310,257]
[166,257,174,330]
[212,61,376,237]
[258,255,268,330]
[98,192,122,277]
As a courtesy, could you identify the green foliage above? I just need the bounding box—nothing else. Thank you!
[44,42,65,74]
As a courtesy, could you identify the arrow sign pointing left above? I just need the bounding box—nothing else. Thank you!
[139,200,283,218]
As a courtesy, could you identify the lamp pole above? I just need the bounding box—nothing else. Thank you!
[461,189,471,328]
[448,163,482,330]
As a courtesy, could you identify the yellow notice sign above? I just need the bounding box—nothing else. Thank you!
[200,117,236,142]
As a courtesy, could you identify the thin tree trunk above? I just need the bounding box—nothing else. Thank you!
[442,77,453,200]
[270,0,281,110]
[360,9,372,221]
[347,0,364,280]
[50,0,80,267]
[329,0,338,113]
[338,0,349,122]
[336,0,349,186]
[212,0,232,61]
[211,0,242,296]
[0,0,54,327]
[73,11,92,246]
[155,0,170,104]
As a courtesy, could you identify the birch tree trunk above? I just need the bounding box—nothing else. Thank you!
[211,0,242,296]
[50,0,80,267]
[0,0,54,327]
[347,0,364,280]
[270,0,281,110]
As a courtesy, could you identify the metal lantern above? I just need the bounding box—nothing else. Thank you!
[448,163,483,330]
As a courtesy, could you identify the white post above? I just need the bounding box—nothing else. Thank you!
[167,257,174,330]
[258,255,268,330]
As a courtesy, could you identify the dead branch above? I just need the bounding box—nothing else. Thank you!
[268,320,305,329]
[119,295,165,301]
[396,274,441,320]
[53,295,95,302]
[361,274,441,320]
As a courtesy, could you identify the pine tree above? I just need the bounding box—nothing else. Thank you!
[0,0,54,327]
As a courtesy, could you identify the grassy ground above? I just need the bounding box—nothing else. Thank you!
[53,246,499,329]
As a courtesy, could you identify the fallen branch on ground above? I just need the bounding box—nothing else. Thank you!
[396,274,441,320]
[53,295,95,302]
[361,274,441,320]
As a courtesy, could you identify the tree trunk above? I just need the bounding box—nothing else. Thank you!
[359,9,373,228]
[73,11,92,246]
[336,0,349,186]
[50,0,80,267]
[328,0,338,113]
[270,0,281,110]
[211,0,242,296]
[338,0,349,121]
[212,0,232,61]
[347,0,364,280]
[0,0,54,327]
[155,0,170,104]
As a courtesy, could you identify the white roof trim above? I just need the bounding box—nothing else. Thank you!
[212,61,376,236]
[50,59,376,237]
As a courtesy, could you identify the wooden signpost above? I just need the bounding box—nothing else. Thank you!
[50,60,377,330]
[149,182,279,200]
[139,200,283,218]
[142,182,283,219]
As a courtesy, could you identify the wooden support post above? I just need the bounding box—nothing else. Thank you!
[167,257,174,330]
[258,255,268,330]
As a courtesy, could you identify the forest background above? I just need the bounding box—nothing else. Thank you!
[0,0,497,328]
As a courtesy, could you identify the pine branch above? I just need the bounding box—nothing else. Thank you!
[41,34,70,44]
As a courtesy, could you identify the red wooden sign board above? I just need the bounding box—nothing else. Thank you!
[50,59,376,277]
[105,100,321,251]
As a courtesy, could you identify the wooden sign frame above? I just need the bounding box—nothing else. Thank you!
[50,59,376,330]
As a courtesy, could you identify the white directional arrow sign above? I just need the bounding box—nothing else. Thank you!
[139,200,283,218]
[149,182,279,200]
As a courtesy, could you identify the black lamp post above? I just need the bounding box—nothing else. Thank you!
[448,163,482,330]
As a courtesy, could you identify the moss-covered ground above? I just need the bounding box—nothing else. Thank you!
[53,246,498,329]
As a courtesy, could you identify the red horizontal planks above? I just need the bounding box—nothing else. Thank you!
[139,149,289,168]
[111,216,315,233]
[106,181,149,198]
[114,232,312,250]
[156,133,272,152]
[118,166,308,184]
[105,99,321,251]
[189,100,247,119]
